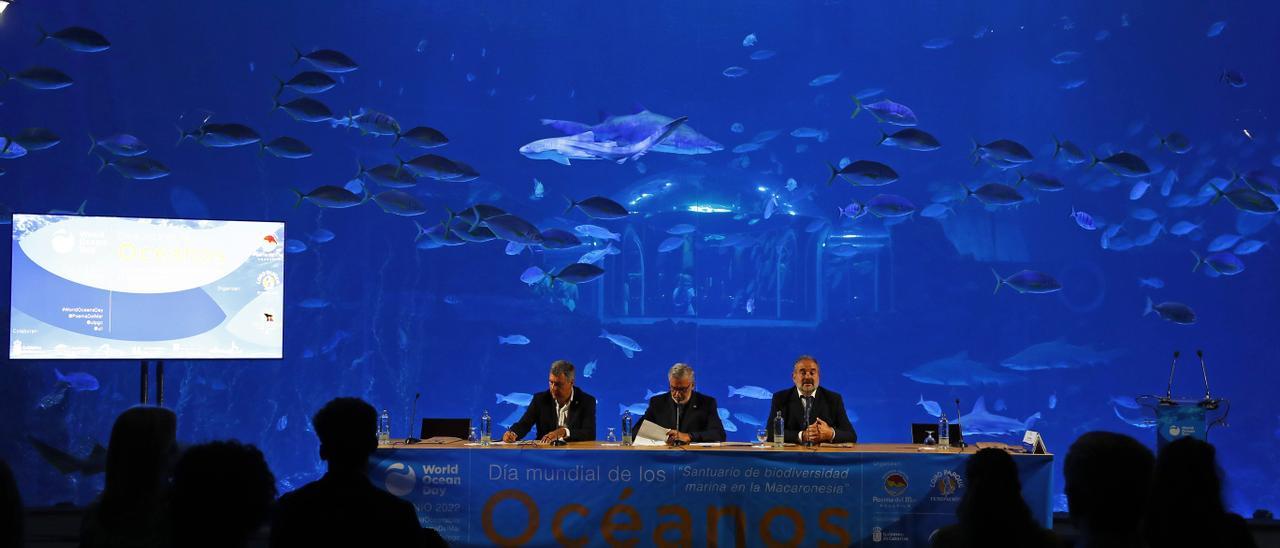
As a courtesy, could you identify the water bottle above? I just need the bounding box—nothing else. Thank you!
[480,409,492,446]
[621,410,633,446]
[773,412,785,447]
[938,413,950,449]
[378,409,391,444]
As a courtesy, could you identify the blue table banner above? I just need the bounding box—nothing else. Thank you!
[371,445,1053,547]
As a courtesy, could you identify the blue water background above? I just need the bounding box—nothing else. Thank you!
[1,0,1277,514]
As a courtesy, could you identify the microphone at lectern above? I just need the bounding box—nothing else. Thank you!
[156,360,164,407]
[1197,349,1212,401]
[404,392,421,444]
[1164,351,1180,403]
[954,398,965,450]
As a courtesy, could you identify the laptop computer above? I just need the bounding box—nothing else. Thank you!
[420,418,471,440]
[911,423,962,447]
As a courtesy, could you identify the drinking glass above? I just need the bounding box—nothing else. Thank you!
[606,427,617,443]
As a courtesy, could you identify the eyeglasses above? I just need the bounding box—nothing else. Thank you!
[669,385,693,393]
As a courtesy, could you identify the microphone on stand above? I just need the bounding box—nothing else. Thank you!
[139,360,149,405]
[1197,349,1213,403]
[671,400,685,446]
[155,360,164,407]
[1163,351,1180,403]
[954,398,965,450]
[404,392,421,444]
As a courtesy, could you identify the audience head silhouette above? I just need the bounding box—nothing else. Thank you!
[1146,437,1253,548]
[171,441,276,548]
[80,405,177,548]
[959,448,1033,531]
[0,458,21,548]
[1064,431,1154,546]
[932,448,1058,548]
[313,397,378,472]
[104,406,178,510]
[271,397,429,547]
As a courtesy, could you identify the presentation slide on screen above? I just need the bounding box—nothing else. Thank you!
[10,214,284,359]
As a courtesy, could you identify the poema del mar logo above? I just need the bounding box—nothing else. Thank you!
[882,470,908,496]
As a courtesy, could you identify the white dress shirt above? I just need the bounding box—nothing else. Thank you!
[554,387,574,438]
[796,385,820,441]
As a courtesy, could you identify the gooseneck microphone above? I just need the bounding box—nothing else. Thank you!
[671,400,685,446]
[954,398,965,450]
[405,392,421,444]
[1164,351,1181,402]
[1197,349,1211,401]
[140,361,149,405]
[155,360,164,407]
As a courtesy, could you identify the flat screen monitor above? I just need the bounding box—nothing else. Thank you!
[421,418,471,440]
[10,214,285,359]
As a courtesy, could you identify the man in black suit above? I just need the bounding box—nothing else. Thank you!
[633,363,726,444]
[502,360,597,443]
[767,355,857,444]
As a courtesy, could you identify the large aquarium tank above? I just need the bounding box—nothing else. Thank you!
[1,0,1277,516]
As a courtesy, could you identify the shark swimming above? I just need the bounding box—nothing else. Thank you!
[902,351,1021,386]
[520,116,688,165]
[959,397,1042,436]
[1001,338,1125,371]
[540,109,722,155]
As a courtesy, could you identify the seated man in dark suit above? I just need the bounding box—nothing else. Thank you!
[767,355,857,444]
[633,363,726,444]
[270,397,425,548]
[502,360,597,443]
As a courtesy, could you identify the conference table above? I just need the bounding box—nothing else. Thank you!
[370,441,1053,547]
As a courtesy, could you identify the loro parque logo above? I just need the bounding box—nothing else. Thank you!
[930,469,964,497]
[384,462,416,497]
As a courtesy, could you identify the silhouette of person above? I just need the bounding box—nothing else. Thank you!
[171,441,276,548]
[1063,431,1154,548]
[1,458,22,548]
[80,406,178,548]
[270,397,426,547]
[931,448,1058,548]
[1145,437,1257,548]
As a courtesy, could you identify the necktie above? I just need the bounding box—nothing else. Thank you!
[801,395,815,443]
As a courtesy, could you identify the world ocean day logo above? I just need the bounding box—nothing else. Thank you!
[384,462,416,497]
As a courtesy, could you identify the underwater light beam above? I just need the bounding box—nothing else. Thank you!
[686,204,733,214]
